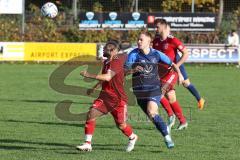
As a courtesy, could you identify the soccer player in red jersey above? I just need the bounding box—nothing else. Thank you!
[154,20,205,111]
[152,19,189,130]
[76,41,137,152]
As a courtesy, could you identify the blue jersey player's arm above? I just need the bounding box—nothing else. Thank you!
[124,50,137,69]
[157,50,184,84]
[157,50,172,66]
[124,49,142,74]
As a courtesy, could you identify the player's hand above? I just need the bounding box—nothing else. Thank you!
[86,88,95,95]
[161,83,168,96]
[80,70,88,77]
[178,74,184,85]
[134,66,144,73]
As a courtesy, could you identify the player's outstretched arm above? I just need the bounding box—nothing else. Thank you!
[80,70,116,82]
[87,81,102,95]
[176,47,189,67]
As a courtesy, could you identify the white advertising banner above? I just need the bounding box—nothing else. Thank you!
[0,42,24,61]
[185,44,240,63]
[99,44,240,63]
[0,0,23,14]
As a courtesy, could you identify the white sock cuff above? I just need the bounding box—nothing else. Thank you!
[164,135,171,141]
[129,133,135,139]
[85,134,93,142]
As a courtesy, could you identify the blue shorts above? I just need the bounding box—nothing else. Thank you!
[136,96,161,115]
[176,54,188,80]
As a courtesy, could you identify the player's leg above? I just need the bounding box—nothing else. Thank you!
[137,97,168,136]
[160,81,176,129]
[166,90,188,130]
[160,96,174,117]
[180,65,205,110]
[146,100,174,148]
[110,100,138,152]
[160,96,176,129]
[76,99,106,151]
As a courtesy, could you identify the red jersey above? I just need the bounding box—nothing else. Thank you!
[153,35,186,78]
[99,54,128,103]
[152,35,185,63]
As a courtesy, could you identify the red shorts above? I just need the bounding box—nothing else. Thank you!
[91,99,127,124]
[160,70,178,94]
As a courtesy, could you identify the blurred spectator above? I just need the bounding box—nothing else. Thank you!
[227,29,239,47]
[226,29,240,68]
[0,46,3,54]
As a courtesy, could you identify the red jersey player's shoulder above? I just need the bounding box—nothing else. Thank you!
[112,53,127,62]
[167,35,178,42]
[167,35,182,44]
[167,35,185,49]
[109,54,127,72]
[167,34,175,39]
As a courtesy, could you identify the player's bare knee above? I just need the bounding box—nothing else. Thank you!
[167,90,176,103]
[182,79,190,88]
[117,123,127,130]
[86,112,93,120]
[147,109,158,120]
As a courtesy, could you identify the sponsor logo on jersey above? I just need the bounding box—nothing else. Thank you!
[144,64,153,74]
[113,55,119,59]
[163,43,168,50]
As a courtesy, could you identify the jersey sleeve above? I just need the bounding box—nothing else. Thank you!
[172,37,185,52]
[157,50,172,66]
[124,50,137,69]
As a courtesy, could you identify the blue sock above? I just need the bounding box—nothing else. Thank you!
[187,84,201,101]
[153,115,168,137]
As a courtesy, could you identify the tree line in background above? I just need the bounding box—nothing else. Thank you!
[26,0,239,12]
[0,1,240,43]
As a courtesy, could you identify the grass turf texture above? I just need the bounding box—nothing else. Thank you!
[0,63,240,160]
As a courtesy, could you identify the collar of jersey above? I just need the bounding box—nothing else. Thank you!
[138,48,152,56]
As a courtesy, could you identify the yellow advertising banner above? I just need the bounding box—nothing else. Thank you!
[24,43,97,61]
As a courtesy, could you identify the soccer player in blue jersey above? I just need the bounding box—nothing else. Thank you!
[125,30,184,149]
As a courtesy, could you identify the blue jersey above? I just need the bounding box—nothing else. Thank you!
[125,48,172,98]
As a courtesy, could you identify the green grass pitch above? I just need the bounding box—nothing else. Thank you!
[0,63,240,160]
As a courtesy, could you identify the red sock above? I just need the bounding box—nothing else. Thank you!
[160,97,174,117]
[85,120,96,135]
[170,101,186,124]
[121,124,133,137]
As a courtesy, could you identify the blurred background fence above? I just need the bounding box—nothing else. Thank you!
[0,0,240,43]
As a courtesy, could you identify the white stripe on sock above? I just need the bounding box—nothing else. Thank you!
[129,133,135,140]
[85,134,93,142]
